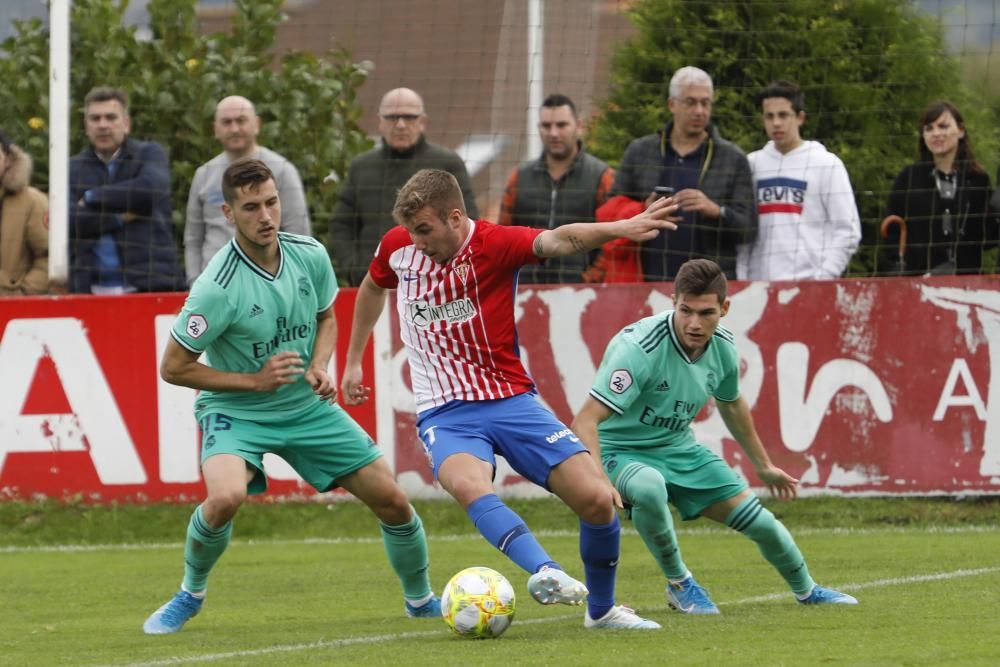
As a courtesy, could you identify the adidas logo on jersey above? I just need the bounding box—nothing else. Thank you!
[655,380,670,392]
[249,304,264,318]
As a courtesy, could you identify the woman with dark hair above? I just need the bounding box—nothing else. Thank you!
[883,101,995,275]
[0,128,49,295]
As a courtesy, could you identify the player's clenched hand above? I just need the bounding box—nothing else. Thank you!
[306,368,337,404]
[254,351,305,392]
[340,363,371,406]
[608,481,624,510]
[617,196,679,242]
[758,464,799,501]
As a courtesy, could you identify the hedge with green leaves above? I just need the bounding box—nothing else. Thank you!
[0,0,372,245]
[587,0,998,275]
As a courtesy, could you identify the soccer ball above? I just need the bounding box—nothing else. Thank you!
[441,566,516,638]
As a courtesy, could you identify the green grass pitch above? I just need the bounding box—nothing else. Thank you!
[2,497,999,666]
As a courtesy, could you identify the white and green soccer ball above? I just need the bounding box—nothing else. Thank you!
[441,566,516,639]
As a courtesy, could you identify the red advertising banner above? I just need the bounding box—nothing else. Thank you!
[0,291,377,501]
[386,277,999,497]
[1,277,996,500]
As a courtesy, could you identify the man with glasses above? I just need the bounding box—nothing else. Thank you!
[610,67,756,280]
[329,88,478,285]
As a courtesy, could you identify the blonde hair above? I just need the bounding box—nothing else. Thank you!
[392,169,466,226]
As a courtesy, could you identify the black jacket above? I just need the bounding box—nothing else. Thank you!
[69,137,185,293]
[328,136,478,286]
[885,162,995,275]
[610,122,757,279]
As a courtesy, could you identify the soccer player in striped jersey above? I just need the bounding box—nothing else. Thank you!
[573,258,858,613]
[341,169,677,630]
[143,159,438,635]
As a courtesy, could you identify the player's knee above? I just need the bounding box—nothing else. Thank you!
[570,482,616,524]
[367,483,412,523]
[203,488,246,524]
[621,466,668,510]
[442,476,494,509]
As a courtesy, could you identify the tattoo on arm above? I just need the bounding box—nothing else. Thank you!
[568,235,586,252]
[533,234,545,256]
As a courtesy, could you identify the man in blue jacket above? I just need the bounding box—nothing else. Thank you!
[70,87,185,294]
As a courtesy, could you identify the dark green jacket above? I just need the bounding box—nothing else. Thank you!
[499,147,613,284]
[329,136,478,285]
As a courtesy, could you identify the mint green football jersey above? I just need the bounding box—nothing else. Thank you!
[170,232,338,421]
[590,311,740,452]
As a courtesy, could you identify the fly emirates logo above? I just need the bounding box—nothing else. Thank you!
[408,298,477,328]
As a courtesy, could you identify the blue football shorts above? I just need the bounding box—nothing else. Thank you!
[415,392,587,489]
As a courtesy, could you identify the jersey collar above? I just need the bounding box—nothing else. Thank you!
[666,311,711,364]
[448,219,476,264]
[229,237,284,281]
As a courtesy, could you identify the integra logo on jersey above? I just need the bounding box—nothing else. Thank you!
[408,298,477,328]
[251,316,312,358]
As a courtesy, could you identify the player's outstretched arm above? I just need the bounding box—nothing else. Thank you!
[160,337,304,393]
[571,397,624,509]
[341,273,387,405]
[716,396,799,500]
[305,307,338,404]
[532,196,679,258]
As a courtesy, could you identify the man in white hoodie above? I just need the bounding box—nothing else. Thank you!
[738,81,860,280]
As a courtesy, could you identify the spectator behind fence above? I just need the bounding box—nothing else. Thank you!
[609,66,756,280]
[498,94,614,284]
[737,80,860,280]
[328,87,478,286]
[69,86,185,294]
[184,96,312,285]
[0,130,49,296]
[883,100,995,275]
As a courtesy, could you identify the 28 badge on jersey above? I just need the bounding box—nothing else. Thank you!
[609,369,633,394]
[186,314,208,339]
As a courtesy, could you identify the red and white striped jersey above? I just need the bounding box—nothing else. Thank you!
[369,220,545,412]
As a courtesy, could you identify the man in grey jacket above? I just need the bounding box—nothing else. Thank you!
[328,88,478,286]
[184,96,311,284]
[611,67,756,280]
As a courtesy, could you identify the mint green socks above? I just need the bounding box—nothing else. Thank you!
[182,504,233,594]
[380,507,433,600]
[617,462,688,580]
[725,495,815,595]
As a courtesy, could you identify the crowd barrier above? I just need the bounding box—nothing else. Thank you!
[0,276,996,501]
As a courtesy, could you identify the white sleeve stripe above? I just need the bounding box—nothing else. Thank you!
[170,329,203,354]
[589,389,624,415]
[714,393,740,403]
[317,290,336,313]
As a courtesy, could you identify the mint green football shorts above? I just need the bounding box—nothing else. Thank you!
[602,443,747,520]
[198,400,382,495]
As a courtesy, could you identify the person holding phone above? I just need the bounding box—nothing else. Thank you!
[610,67,757,281]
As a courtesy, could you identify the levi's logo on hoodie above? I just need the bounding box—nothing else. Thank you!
[757,176,806,215]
